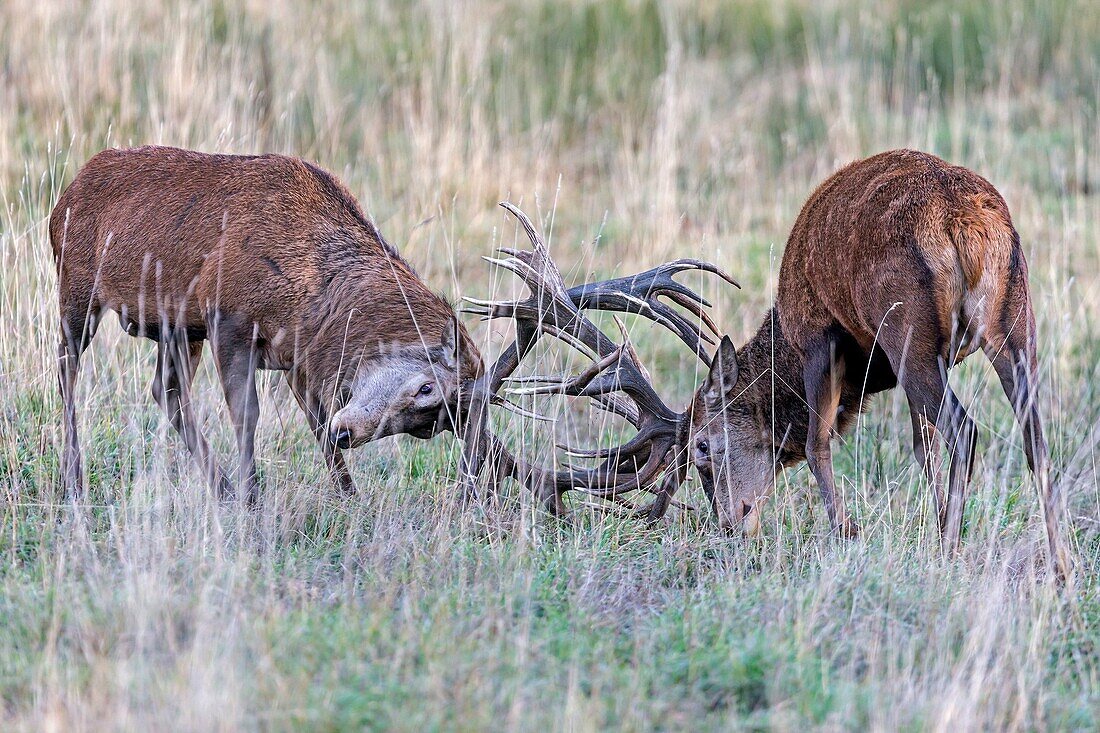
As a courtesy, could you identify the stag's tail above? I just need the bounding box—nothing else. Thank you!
[945,190,1016,290]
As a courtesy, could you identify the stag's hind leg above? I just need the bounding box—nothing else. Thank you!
[907,394,947,522]
[904,383,976,550]
[982,277,1069,577]
[58,304,101,498]
[151,336,230,497]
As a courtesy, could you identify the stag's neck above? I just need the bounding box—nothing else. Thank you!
[736,308,811,464]
[738,307,873,464]
[295,230,454,387]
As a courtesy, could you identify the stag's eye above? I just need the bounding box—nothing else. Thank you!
[418,383,434,396]
[696,439,709,456]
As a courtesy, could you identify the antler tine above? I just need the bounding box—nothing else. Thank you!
[505,349,622,397]
[629,451,692,521]
[496,247,534,259]
[498,202,571,294]
[612,316,650,381]
[566,440,673,499]
[533,320,601,362]
[663,258,741,288]
[481,255,545,291]
[504,373,639,421]
[563,257,737,361]
[461,296,538,323]
[588,392,641,426]
[658,290,724,337]
[490,394,556,422]
[502,374,563,385]
[556,420,665,461]
[505,325,673,428]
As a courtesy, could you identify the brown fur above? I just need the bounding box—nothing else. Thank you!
[690,150,1067,573]
[52,146,481,499]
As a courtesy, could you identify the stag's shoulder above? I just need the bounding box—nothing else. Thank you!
[281,158,400,254]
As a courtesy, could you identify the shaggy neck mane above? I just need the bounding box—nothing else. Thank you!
[737,307,877,465]
[736,307,811,464]
[300,224,455,383]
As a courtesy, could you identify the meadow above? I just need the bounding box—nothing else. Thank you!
[0,0,1098,729]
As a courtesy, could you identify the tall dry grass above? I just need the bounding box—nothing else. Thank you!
[0,0,1098,730]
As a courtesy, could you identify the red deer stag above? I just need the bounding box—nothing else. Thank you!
[51,145,481,501]
[685,149,1068,573]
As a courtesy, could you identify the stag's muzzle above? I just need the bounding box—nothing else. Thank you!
[330,428,353,450]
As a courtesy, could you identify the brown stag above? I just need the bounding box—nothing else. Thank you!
[51,145,481,501]
[685,149,1069,574]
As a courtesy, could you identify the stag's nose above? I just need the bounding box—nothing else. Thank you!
[330,428,353,450]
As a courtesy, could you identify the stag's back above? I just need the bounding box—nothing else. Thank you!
[50,146,455,361]
[776,149,1020,362]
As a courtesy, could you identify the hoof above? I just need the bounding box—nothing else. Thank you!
[1052,545,1075,588]
[836,516,860,539]
[633,495,671,524]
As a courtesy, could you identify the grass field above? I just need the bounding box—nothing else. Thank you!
[1,0,1098,729]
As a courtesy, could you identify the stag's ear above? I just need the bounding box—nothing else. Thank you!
[702,336,739,409]
[440,317,461,371]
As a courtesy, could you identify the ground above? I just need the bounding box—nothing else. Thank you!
[0,1,1097,730]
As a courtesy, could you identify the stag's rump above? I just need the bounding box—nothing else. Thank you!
[777,149,1022,364]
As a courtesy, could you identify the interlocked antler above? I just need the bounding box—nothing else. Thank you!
[459,202,737,517]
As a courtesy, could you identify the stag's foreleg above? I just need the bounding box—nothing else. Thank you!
[802,336,859,538]
[212,314,262,505]
[285,375,356,494]
[58,303,101,498]
[152,335,230,497]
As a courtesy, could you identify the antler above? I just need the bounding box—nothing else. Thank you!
[458,202,734,517]
[566,260,738,361]
[467,255,739,364]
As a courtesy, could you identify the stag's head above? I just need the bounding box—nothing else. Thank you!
[329,317,482,447]
[686,336,779,536]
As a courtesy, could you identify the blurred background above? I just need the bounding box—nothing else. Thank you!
[0,1,1097,730]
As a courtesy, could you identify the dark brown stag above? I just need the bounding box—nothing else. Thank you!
[51,146,480,501]
[459,203,736,516]
[684,149,1069,575]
